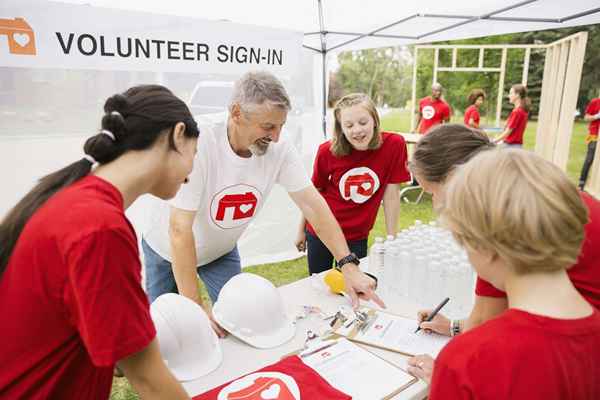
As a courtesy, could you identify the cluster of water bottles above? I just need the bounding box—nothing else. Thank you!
[369,220,476,319]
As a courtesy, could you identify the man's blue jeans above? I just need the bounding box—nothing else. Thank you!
[142,238,241,304]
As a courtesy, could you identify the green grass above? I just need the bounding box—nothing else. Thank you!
[110,109,588,399]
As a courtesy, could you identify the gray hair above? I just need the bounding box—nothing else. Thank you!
[230,71,291,113]
[432,82,443,92]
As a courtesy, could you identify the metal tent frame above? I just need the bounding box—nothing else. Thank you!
[301,0,600,137]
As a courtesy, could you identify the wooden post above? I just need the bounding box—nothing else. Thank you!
[522,48,531,86]
[410,47,419,132]
[452,48,457,68]
[535,46,555,157]
[478,48,484,68]
[555,33,587,171]
[546,42,569,159]
[495,48,507,128]
[433,48,439,84]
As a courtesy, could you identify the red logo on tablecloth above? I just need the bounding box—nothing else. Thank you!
[210,184,262,229]
[217,373,300,400]
[338,167,380,204]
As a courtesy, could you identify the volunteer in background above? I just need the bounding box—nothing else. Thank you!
[463,89,485,129]
[578,96,600,190]
[414,83,451,135]
[295,93,410,274]
[0,85,197,399]
[493,83,530,147]
[416,149,600,398]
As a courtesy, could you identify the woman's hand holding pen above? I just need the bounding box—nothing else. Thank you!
[417,309,451,336]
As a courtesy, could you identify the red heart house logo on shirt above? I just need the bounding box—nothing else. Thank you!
[217,373,300,400]
[210,185,263,229]
[339,167,380,204]
[422,105,435,120]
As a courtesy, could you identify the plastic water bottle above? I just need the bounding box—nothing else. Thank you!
[382,239,395,291]
[368,237,385,278]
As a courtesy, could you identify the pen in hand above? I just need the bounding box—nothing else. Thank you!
[415,297,450,333]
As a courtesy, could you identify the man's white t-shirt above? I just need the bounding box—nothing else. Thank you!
[143,119,311,266]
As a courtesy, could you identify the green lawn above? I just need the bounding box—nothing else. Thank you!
[110,109,589,399]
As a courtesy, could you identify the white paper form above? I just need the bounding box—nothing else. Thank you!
[301,339,416,400]
[335,309,451,357]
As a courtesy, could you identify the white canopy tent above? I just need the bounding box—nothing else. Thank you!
[2,0,599,268]
[59,0,600,133]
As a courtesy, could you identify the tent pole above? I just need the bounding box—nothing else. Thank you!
[322,50,327,138]
[318,0,327,138]
[410,47,418,132]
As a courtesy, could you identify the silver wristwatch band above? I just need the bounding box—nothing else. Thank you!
[450,319,462,337]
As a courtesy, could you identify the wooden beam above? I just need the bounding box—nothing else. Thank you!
[495,48,507,127]
[452,48,457,68]
[547,42,569,161]
[437,67,501,72]
[555,33,588,171]
[433,48,439,84]
[522,48,531,85]
[535,46,555,158]
[478,48,484,68]
[416,44,546,50]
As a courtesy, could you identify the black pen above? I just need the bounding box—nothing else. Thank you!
[415,297,450,333]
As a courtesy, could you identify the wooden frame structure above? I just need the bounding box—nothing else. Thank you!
[410,43,544,130]
[536,32,588,171]
[410,32,589,175]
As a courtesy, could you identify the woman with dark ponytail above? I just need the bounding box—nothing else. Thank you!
[494,83,531,147]
[0,85,199,399]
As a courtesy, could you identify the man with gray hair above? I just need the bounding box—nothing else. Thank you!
[143,71,381,335]
[415,82,451,135]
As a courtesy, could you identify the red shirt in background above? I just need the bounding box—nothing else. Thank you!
[476,192,600,310]
[418,96,451,134]
[430,309,600,400]
[0,175,156,399]
[307,132,411,241]
[463,105,480,128]
[504,106,528,144]
[585,98,600,136]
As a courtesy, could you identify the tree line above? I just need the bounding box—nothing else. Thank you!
[332,24,599,120]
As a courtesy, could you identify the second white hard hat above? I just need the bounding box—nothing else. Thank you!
[150,293,222,381]
[213,273,295,349]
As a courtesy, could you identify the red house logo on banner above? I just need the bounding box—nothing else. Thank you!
[0,17,36,55]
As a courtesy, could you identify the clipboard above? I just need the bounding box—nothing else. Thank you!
[333,307,450,358]
[298,338,418,400]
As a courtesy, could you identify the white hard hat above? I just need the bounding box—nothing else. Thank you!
[150,293,222,381]
[213,273,295,349]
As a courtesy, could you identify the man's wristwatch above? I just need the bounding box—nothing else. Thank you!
[334,252,360,272]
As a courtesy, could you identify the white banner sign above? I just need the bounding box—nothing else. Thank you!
[0,2,303,74]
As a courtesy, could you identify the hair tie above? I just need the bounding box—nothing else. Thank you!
[100,129,116,141]
[83,154,96,164]
[111,111,122,118]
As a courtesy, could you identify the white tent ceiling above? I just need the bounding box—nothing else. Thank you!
[55,0,600,52]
